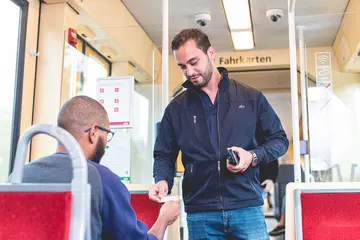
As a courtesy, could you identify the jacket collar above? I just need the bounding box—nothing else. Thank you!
[182,67,230,91]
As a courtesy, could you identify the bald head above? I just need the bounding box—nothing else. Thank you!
[57,96,108,139]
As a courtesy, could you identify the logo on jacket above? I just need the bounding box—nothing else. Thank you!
[239,105,245,109]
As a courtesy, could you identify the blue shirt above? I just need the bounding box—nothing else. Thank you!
[88,161,158,240]
[18,153,158,240]
[197,89,219,159]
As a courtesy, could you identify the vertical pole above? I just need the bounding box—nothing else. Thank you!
[162,3,170,239]
[152,47,156,168]
[298,26,310,182]
[288,0,302,183]
[162,0,169,112]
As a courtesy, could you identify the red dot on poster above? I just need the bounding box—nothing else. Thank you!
[114,108,119,112]
[115,88,119,92]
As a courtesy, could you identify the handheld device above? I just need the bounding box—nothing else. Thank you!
[227,149,239,165]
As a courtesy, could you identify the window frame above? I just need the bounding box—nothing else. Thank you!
[76,35,112,92]
[8,0,29,174]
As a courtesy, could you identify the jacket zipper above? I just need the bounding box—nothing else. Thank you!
[191,90,217,155]
[216,93,224,209]
[193,116,200,143]
[191,89,224,209]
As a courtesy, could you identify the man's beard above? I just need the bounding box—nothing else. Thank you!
[90,138,105,164]
[188,58,213,88]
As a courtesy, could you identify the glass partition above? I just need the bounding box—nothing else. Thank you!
[295,1,360,182]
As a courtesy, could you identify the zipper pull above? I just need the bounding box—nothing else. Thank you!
[193,116,197,124]
[218,161,220,171]
[190,164,194,173]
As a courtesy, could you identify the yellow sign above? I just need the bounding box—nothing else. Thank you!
[219,56,272,65]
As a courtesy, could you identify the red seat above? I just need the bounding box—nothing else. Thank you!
[301,192,360,240]
[0,191,72,240]
[130,194,162,229]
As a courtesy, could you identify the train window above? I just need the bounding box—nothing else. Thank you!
[76,36,111,98]
[0,0,28,181]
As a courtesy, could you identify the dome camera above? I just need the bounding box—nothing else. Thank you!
[266,9,284,22]
[194,13,211,27]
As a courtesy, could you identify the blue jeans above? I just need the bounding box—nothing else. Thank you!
[186,206,269,240]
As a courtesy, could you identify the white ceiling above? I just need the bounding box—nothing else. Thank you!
[122,0,349,51]
[121,0,232,51]
[77,12,128,62]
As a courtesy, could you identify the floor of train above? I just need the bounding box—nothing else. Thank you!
[267,217,285,240]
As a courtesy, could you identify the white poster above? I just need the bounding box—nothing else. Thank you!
[96,76,134,128]
[101,129,131,182]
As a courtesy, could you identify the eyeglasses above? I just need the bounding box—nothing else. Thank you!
[84,125,115,142]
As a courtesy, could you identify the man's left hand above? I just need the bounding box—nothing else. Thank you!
[226,146,252,173]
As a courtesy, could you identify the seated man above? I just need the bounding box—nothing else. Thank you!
[11,96,179,240]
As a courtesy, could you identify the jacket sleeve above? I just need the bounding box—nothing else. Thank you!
[94,165,158,240]
[153,104,180,191]
[259,159,279,183]
[253,93,289,164]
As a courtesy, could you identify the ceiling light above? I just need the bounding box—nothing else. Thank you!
[222,0,254,50]
[222,0,252,30]
[231,31,254,50]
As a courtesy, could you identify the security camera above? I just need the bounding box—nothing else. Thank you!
[194,13,211,27]
[266,9,284,22]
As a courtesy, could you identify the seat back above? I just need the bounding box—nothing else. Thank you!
[1,124,90,240]
[130,191,162,229]
[300,191,360,240]
[0,191,72,240]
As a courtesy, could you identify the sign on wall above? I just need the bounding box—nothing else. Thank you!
[96,76,134,128]
[315,52,332,89]
[218,56,272,65]
[96,76,134,182]
[101,129,131,182]
[215,49,289,69]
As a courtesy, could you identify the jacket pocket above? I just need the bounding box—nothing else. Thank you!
[223,168,261,202]
[249,167,262,196]
[182,161,218,205]
[182,163,195,201]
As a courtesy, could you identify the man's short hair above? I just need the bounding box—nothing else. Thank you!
[171,28,211,54]
[57,95,108,138]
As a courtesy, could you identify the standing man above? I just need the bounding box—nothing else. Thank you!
[149,28,289,239]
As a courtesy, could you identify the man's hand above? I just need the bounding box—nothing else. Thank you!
[148,180,168,202]
[148,200,180,240]
[261,179,274,193]
[226,146,252,173]
[159,200,180,225]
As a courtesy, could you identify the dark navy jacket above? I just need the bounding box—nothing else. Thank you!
[153,67,289,213]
